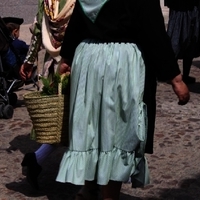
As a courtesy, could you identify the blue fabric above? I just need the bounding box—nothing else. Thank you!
[12,38,29,62]
[3,38,29,69]
[3,48,17,69]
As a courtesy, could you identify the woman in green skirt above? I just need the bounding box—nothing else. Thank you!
[57,0,190,199]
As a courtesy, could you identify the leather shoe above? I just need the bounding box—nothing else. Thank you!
[21,152,42,190]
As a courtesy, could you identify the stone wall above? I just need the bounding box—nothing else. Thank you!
[0,0,38,24]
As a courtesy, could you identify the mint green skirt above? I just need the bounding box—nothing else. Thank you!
[56,40,150,187]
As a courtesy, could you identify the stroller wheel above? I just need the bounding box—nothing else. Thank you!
[0,103,5,118]
[8,93,18,106]
[2,104,13,119]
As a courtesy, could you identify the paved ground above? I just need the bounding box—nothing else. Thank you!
[1,3,200,200]
[0,0,37,24]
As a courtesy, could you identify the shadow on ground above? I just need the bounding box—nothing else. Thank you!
[4,135,200,200]
[5,134,80,199]
[7,134,40,154]
[6,181,81,200]
[157,174,200,200]
[6,173,200,199]
[187,82,200,94]
[121,173,200,200]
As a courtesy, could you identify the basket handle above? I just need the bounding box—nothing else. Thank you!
[58,74,65,96]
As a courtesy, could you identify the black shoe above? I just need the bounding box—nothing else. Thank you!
[21,153,42,190]
[182,76,196,84]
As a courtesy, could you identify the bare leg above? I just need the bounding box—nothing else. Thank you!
[75,180,99,200]
[101,181,122,200]
[75,180,122,200]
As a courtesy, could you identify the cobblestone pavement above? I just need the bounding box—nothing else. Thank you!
[1,3,200,200]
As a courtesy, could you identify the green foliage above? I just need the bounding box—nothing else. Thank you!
[61,74,70,94]
[40,73,70,96]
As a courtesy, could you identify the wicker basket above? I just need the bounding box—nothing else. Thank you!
[23,83,69,145]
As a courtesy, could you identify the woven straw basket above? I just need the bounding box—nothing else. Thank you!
[24,84,69,145]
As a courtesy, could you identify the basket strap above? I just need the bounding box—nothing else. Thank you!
[58,74,65,142]
[58,74,65,95]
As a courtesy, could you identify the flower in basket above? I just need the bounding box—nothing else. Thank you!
[40,72,70,96]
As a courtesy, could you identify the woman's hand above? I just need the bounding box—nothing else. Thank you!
[170,74,190,105]
[19,62,34,80]
[59,58,71,75]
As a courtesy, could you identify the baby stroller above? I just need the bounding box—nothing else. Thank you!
[0,17,38,119]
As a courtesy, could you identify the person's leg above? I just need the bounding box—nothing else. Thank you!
[34,143,56,165]
[75,180,122,200]
[101,181,122,200]
[75,180,99,200]
[21,144,56,189]
[182,57,196,84]
[21,151,41,190]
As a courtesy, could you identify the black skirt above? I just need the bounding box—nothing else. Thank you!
[167,6,200,59]
[165,0,200,11]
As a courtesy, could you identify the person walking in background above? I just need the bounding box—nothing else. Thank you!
[19,0,76,190]
[56,0,190,199]
[165,0,200,84]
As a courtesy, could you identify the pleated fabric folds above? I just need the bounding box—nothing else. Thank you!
[56,40,150,187]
